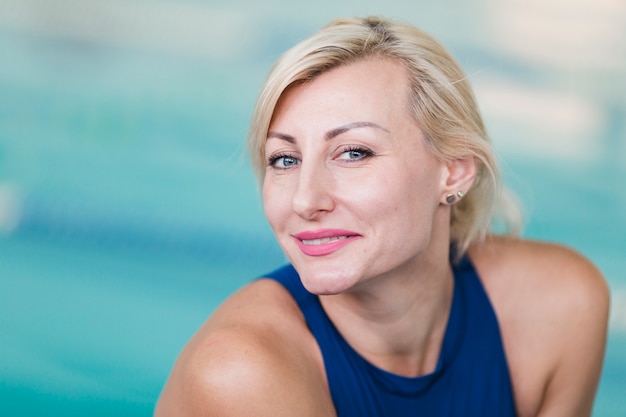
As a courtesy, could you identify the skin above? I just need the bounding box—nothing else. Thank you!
[155,59,609,417]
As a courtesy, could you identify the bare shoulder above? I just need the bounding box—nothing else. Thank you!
[469,236,609,327]
[155,279,334,417]
[469,236,610,417]
[469,235,606,288]
[468,235,609,317]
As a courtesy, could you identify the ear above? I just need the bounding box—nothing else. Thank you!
[440,156,477,205]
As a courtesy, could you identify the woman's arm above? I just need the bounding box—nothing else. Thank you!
[533,249,609,417]
[472,237,610,417]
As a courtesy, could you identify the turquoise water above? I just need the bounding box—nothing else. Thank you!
[1,1,624,415]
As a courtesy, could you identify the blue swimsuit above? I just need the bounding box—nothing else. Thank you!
[262,256,517,416]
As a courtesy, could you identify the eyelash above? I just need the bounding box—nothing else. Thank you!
[339,146,375,161]
[266,146,375,170]
[266,153,299,170]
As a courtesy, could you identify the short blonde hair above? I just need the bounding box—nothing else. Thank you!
[248,16,520,255]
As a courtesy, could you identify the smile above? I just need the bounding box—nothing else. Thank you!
[292,229,361,256]
[301,236,348,245]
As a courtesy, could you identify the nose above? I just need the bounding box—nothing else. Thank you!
[292,161,335,220]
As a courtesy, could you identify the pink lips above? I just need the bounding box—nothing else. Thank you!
[292,229,362,256]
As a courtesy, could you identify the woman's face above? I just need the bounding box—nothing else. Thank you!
[263,58,450,295]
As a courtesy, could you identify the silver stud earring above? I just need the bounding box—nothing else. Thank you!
[457,191,465,199]
[446,194,456,204]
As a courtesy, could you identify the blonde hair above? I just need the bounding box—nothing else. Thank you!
[248,16,520,255]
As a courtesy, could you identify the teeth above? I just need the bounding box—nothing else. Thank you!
[302,236,348,245]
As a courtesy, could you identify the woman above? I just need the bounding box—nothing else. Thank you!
[155,16,609,416]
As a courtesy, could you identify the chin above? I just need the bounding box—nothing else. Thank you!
[297,266,358,296]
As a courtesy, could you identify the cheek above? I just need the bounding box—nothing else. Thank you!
[262,177,289,229]
[375,165,442,222]
[262,183,276,222]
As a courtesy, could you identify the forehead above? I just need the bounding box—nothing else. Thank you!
[270,58,411,128]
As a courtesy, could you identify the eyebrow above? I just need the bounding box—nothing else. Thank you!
[267,121,389,143]
[324,121,389,140]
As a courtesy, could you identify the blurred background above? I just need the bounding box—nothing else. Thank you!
[0,0,624,415]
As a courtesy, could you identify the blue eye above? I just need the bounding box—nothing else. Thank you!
[268,154,300,169]
[339,147,374,161]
